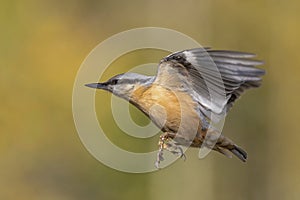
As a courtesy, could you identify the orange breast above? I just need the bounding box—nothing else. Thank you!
[131,84,203,141]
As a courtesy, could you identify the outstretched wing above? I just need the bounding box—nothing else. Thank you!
[153,48,265,115]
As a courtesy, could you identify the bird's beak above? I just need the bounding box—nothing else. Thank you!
[85,82,109,90]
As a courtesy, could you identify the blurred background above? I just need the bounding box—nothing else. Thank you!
[1,0,300,199]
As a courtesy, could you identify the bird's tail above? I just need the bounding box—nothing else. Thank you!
[215,135,247,162]
[230,145,247,162]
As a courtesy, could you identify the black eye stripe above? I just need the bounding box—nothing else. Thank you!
[111,79,118,85]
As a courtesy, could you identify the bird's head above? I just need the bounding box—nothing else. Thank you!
[85,73,154,100]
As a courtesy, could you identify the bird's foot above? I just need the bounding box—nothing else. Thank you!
[155,133,186,168]
[168,144,186,161]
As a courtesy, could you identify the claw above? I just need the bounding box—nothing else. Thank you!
[170,145,186,161]
[177,146,186,161]
[155,161,160,169]
[155,133,187,168]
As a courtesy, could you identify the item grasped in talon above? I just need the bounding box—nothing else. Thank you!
[85,47,265,168]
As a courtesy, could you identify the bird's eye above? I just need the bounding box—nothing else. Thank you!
[111,79,118,85]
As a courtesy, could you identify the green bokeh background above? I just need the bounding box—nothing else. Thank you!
[1,0,300,199]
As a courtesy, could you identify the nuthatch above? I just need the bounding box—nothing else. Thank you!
[86,48,265,167]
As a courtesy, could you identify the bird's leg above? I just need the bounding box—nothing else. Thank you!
[155,133,169,168]
[165,140,186,160]
[155,132,186,168]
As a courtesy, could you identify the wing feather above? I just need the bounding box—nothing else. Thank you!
[154,48,265,115]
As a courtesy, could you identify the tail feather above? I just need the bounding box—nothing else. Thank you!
[230,145,247,162]
[215,135,248,162]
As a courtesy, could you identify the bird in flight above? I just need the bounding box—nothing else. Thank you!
[86,48,265,168]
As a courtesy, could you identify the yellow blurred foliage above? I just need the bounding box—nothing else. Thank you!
[1,0,300,200]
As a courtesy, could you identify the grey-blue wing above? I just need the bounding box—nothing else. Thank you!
[159,48,265,116]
